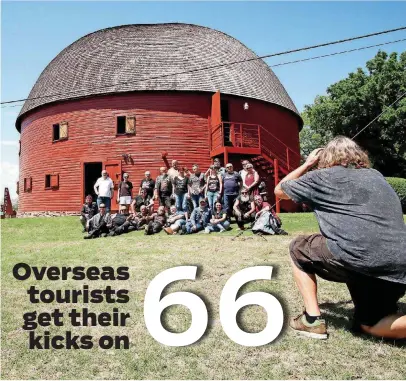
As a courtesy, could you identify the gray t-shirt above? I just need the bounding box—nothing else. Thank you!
[281,166,406,284]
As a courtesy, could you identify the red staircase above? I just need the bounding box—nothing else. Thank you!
[210,122,300,176]
[209,122,301,212]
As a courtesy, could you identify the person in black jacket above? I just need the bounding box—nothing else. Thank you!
[80,195,98,232]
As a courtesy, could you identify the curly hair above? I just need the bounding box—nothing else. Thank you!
[318,136,370,169]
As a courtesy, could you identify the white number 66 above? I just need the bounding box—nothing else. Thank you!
[144,266,283,347]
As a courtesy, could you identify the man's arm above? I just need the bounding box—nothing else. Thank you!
[274,148,324,200]
[93,179,99,195]
[246,201,256,217]
[233,198,240,215]
[110,179,114,199]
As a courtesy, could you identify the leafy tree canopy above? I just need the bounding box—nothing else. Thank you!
[301,51,406,176]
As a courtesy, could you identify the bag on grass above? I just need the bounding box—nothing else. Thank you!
[252,211,287,235]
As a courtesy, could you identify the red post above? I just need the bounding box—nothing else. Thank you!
[274,159,280,214]
[240,123,243,147]
[257,125,261,149]
[224,148,229,166]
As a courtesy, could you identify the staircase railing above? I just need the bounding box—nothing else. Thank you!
[258,126,301,171]
[210,122,301,172]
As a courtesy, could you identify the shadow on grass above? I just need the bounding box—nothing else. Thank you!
[320,300,406,348]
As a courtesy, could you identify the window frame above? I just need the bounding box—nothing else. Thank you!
[116,115,136,136]
[24,177,32,192]
[52,121,69,143]
[45,174,59,190]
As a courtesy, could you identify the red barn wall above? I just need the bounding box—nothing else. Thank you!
[19,92,212,213]
[18,91,301,214]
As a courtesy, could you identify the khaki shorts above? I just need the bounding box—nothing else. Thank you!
[289,234,406,327]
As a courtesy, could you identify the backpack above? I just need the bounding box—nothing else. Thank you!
[252,211,288,235]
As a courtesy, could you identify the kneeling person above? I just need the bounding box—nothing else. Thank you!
[233,187,255,230]
[275,137,406,340]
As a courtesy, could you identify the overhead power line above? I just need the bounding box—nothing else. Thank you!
[270,38,406,68]
[1,25,406,107]
[351,90,406,139]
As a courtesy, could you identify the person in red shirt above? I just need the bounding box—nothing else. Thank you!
[253,195,281,225]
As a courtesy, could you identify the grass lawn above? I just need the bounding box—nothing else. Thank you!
[1,213,405,380]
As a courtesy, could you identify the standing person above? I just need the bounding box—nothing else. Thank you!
[233,187,256,230]
[205,158,225,177]
[222,163,242,218]
[184,199,212,234]
[172,167,190,213]
[131,188,154,213]
[84,203,112,239]
[188,164,206,209]
[117,173,133,208]
[167,160,179,181]
[213,158,226,176]
[243,164,260,198]
[139,171,155,198]
[275,137,406,340]
[239,160,250,183]
[205,165,222,212]
[93,170,114,212]
[79,195,98,232]
[154,167,172,210]
[205,201,230,233]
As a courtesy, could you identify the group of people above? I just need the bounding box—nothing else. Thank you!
[80,158,277,238]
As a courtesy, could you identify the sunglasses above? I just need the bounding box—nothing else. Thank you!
[241,192,248,194]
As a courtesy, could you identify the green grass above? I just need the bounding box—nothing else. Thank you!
[1,214,405,380]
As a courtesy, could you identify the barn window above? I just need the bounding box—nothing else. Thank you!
[45,174,59,189]
[116,116,136,135]
[24,177,32,192]
[53,121,68,142]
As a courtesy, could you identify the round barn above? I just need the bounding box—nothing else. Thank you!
[16,23,302,216]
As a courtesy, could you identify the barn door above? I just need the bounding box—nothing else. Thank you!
[103,160,122,212]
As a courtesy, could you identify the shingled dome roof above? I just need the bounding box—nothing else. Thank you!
[17,23,300,130]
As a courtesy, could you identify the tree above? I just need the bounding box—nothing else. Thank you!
[302,51,406,177]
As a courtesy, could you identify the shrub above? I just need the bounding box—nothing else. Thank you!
[386,177,406,213]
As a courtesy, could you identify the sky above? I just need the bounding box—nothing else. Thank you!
[1,1,406,201]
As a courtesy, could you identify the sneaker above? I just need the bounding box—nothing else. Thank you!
[219,228,226,233]
[290,313,328,340]
[204,227,210,234]
[164,227,174,235]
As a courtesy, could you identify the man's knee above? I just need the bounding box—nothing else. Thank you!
[289,236,304,263]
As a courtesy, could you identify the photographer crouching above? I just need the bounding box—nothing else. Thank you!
[275,136,406,340]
